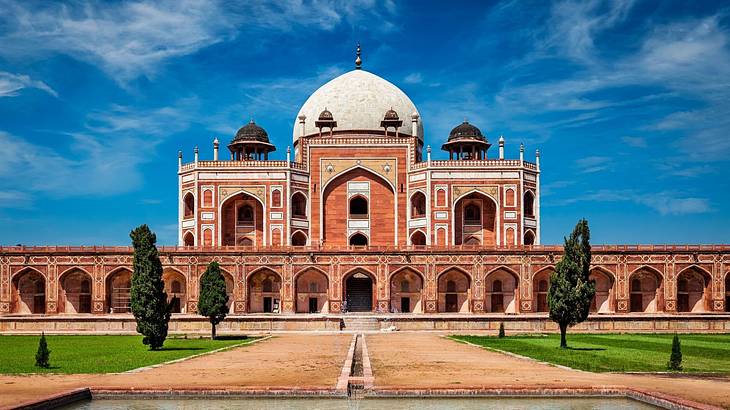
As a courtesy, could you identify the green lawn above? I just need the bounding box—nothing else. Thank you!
[0,335,257,374]
[451,333,730,373]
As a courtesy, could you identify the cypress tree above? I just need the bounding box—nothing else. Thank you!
[130,224,170,350]
[198,262,229,339]
[668,334,683,371]
[35,332,50,368]
[548,219,596,348]
[498,322,505,338]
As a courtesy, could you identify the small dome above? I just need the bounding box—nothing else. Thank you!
[383,108,399,121]
[448,120,485,141]
[233,120,269,143]
[318,108,334,121]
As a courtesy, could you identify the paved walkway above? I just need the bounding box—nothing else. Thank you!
[367,333,730,408]
[0,334,350,409]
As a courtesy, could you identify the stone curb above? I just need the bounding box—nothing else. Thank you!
[335,334,357,392]
[10,387,91,410]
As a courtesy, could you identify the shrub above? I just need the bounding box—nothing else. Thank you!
[198,262,229,339]
[35,332,50,368]
[498,322,505,338]
[668,334,683,371]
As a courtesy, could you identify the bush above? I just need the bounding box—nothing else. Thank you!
[498,322,505,338]
[198,262,230,340]
[35,332,50,368]
[668,334,683,371]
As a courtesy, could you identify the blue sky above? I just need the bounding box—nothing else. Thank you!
[0,0,728,246]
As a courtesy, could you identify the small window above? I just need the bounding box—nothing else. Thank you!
[524,191,535,217]
[411,231,426,246]
[411,192,426,218]
[292,192,307,218]
[446,280,456,293]
[183,193,194,218]
[492,280,503,292]
[237,204,254,223]
[349,233,368,246]
[464,204,480,223]
[349,196,368,218]
[291,231,307,246]
[524,230,535,245]
[171,280,181,294]
[183,232,194,247]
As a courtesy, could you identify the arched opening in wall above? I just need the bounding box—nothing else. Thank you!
[676,268,710,313]
[524,191,535,217]
[437,269,471,313]
[106,268,132,313]
[247,269,281,313]
[486,269,519,313]
[344,270,375,312]
[349,233,368,246]
[163,269,187,314]
[454,192,497,246]
[183,232,194,247]
[390,269,423,313]
[411,192,426,218]
[202,229,212,247]
[12,269,46,314]
[590,268,614,313]
[221,193,263,246]
[203,190,213,207]
[524,230,535,246]
[410,230,426,246]
[291,192,307,218]
[219,270,235,313]
[505,188,515,207]
[295,269,329,313]
[183,193,194,219]
[629,269,663,313]
[271,189,281,208]
[349,196,368,219]
[291,231,307,246]
[58,269,92,314]
[532,268,553,313]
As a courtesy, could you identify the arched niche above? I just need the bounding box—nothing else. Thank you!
[183,192,194,219]
[295,269,329,313]
[590,268,615,313]
[676,267,711,313]
[486,268,519,313]
[247,269,281,313]
[524,190,535,217]
[410,230,426,246]
[629,268,664,313]
[291,230,308,247]
[163,268,187,314]
[106,268,132,314]
[532,268,553,313]
[221,193,264,246]
[454,192,496,246]
[291,192,307,218]
[12,269,46,314]
[389,268,423,313]
[58,268,92,314]
[410,191,426,218]
[437,268,470,313]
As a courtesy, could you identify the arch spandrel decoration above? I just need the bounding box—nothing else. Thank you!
[319,158,397,190]
[452,186,499,205]
[219,186,267,205]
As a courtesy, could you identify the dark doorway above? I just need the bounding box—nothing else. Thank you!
[445,294,458,312]
[346,273,373,312]
[170,296,181,314]
[309,297,318,313]
[263,297,273,313]
[401,297,411,313]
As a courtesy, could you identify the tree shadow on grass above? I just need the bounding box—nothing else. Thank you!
[212,335,250,341]
[155,347,205,352]
[566,347,606,351]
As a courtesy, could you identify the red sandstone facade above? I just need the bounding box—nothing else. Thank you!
[2,60,729,318]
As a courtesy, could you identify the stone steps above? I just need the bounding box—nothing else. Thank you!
[342,316,380,331]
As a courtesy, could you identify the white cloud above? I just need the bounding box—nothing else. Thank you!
[0,98,196,202]
[552,189,711,215]
[575,156,611,173]
[621,135,647,148]
[404,72,423,84]
[0,72,58,98]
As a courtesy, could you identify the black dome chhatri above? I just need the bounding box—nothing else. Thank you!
[448,120,485,142]
[318,108,334,121]
[383,108,400,121]
[233,119,270,143]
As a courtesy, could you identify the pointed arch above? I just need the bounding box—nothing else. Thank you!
[437,266,472,313]
[485,267,519,313]
[629,266,664,313]
[219,190,266,247]
[295,267,329,313]
[291,230,308,246]
[163,267,187,314]
[589,266,615,313]
[247,267,282,313]
[410,229,426,246]
[531,266,554,313]
[322,165,396,193]
[389,267,424,313]
[453,189,499,247]
[58,267,93,314]
[105,266,133,314]
[343,267,377,312]
[349,232,369,246]
[11,267,46,314]
[676,265,711,313]
[410,190,426,218]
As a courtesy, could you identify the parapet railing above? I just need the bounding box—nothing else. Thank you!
[180,160,306,172]
[2,244,729,253]
[410,159,538,170]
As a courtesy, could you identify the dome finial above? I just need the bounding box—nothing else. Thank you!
[355,42,362,69]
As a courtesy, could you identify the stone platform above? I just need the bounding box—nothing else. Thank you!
[2,313,729,334]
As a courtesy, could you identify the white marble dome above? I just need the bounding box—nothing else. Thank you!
[293,69,423,142]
